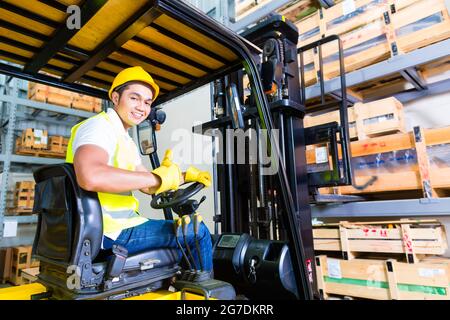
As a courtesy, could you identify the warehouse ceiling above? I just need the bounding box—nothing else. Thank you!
[0,0,247,104]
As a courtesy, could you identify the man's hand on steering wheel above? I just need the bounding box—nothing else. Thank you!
[150,152,212,209]
[151,149,183,194]
[185,166,212,187]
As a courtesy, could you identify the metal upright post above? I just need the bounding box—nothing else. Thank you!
[0,77,19,239]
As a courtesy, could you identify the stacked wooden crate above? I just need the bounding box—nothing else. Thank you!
[8,181,36,215]
[9,246,40,286]
[304,97,405,140]
[314,219,450,299]
[295,0,450,86]
[15,128,69,159]
[19,128,48,150]
[48,136,69,155]
[308,125,450,198]
[28,82,102,113]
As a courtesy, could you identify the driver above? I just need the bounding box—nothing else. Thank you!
[65,66,213,272]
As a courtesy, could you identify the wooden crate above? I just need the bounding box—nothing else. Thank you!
[0,248,13,284]
[28,82,73,108]
[16,136,66,159]
[20,128,48,150]
[72,95,103,113]
[28,82,103,112]
[8,246,38,286]
[308,125,450,198]
[296,0,450,86]
[305,106,357,138]
[304,97,405,140]
[314,219,448,263]
[49,136,69,154]
[12,247,31,270]
[9,266,25,286]
[353,97,405,139]
[315,255,450,300]
[12,181,35,213]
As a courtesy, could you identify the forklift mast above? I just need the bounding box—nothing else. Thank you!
[200,16,318,299]
[200,16,353,300]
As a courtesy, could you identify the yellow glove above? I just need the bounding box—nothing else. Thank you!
[185,166,212,187]
[152,149,182,194]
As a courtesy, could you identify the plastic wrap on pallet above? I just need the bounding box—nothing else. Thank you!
[299,26,320,43]
[323,32,387,65]
[428,144,450,168]
[351,149,417,175]
[307,143,450,174]
[396,12,444,37]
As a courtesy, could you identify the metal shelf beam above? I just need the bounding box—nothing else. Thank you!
[305,38,450,100]
[230,0,291,33]
[0,154,65,165]
[4,215,38,224]
[0,94,95,118]
[311,197,450,218]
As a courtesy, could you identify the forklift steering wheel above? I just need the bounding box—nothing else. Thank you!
[150,182,204,209]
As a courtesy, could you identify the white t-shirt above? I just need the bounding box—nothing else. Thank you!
[72,108,142,167]
[72,108,145,242]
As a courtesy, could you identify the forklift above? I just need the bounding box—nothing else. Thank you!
[0,0,352,300]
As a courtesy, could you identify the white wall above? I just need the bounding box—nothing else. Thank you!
[403,91,450,130]
[133,85,217,231]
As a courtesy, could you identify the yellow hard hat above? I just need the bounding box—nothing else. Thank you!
[108,66,160,100]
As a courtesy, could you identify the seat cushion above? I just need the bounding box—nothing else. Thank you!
[124,248,179,271]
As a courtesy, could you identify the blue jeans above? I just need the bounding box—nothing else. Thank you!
[102,219,213,272]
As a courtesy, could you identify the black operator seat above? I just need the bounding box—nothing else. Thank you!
[31,163,179,300]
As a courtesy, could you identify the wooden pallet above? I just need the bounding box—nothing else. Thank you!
[20,267,39,284]
[28,82,103,113]
[15,144,66,159]
[314,219,448,263]
[315,255,450,300]
[308,125,450,198]
[305,97,405,140]
[296,0,450,86]
[6,208,34,216]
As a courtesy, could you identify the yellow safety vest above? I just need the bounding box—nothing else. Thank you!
[66,111,148,235]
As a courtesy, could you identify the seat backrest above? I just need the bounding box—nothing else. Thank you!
[32,163,103,266]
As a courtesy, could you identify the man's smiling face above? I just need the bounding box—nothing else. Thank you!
[112,82,153,129]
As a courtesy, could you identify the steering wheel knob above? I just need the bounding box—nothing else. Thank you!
[150,182,205,210]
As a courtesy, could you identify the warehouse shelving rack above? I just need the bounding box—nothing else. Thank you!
[0,74,98,246]
[305,38,450,104]
[302,29,450,219]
